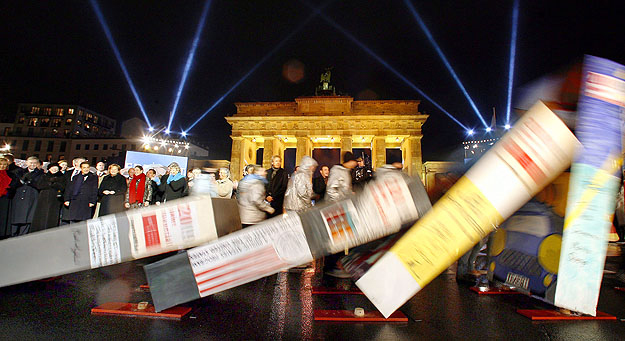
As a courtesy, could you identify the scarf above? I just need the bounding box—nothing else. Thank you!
[129,172,146,204]
[167,172,184,184]
[0,170,11,197]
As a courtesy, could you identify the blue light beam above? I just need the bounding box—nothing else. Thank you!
[89,0,152,128]
[185,2,332,132]
[167,0,212,131]
[505,0,519,125]
[403,0,488,128]
[305,2,469,131]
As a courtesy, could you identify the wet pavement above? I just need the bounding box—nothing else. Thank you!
[2,250,625,340]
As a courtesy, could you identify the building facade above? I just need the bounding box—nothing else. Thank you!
[1,103,209,165]
[226,96,428,180]
[12,103,116,138]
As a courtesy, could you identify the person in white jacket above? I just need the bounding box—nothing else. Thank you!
[237,165,274,227]
[216,168,234,199]
[325,151,357,202]
[284,156,318,212]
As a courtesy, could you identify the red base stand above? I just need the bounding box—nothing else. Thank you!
[312,287,363,295]
[614,287,625,292]
[91,302,191,320]
[314,309,408,322]
[469,286,522,295]
[516,309,616,321]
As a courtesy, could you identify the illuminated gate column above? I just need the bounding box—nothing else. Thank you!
[371,136,386,170]
[402,135,423,179]
[262,136,286,170]
[230,136,244,181]
[341,134,352,161]
[295,134,313,166]
[262,136,275,170]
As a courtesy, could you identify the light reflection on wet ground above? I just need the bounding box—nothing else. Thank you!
[2,252,625,339]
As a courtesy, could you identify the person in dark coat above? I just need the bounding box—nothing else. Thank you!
[10,156,43,236]
[31,163,65,232]
[265,155,288,216]
[313,164,330,202]
[98,164,127,216]
[61,157,86,225]
[146,169,161,204]
[0,157,19,239]
[159,162,188,202]
[64,161,98,222]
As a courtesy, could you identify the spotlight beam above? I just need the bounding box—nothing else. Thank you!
[185,1,332,132]
[89,0,152,128]
[403,0,488,128]
[304,1,469,131]
[167,0,212,131]
[505,0,519,125]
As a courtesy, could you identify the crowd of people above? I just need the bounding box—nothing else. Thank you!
[0,154,236,239]
[236,152,373,226]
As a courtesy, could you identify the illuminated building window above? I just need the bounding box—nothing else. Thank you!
[65,118,73,125]
[31,106,40,114]
[17,116,25,124]
[41,118,50,127]
[28,118,38,127]
[78,110,83,117]
[44,108,51,115]
[55,108,64,116]
[68,108,74,115]
[52,118,61,127]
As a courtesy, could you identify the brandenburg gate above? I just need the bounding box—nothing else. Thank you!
[226,96,428,180]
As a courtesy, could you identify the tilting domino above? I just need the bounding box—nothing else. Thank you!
[0,196,241,288]
[355,101,581,318]
[555,55,625,316]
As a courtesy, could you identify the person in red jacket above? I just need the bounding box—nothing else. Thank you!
[125,165,151,209]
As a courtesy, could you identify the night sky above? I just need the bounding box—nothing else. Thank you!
[1,1,624,160]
